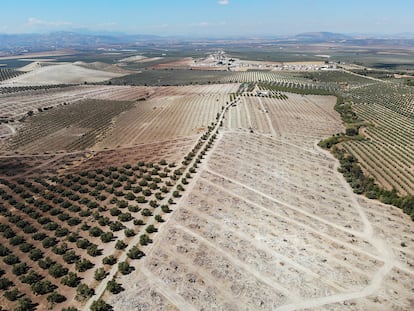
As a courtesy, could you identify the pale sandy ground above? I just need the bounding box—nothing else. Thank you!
[108,94,413,310]
[1,63,123,85]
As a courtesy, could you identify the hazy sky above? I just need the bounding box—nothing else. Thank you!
[1,0,413,36]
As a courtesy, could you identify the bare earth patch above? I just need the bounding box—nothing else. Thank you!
[108,94,414,310]
[2,63,123,85]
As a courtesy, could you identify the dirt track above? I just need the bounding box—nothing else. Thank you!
[108,94,413,310]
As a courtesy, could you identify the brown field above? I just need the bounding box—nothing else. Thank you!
[0,81,413,311]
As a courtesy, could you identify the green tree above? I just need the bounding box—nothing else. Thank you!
[76,283,94,301]
[118,261,132,275]
[30,280,55,295]
[14,297,35,311]
[0,277,13,290]
[115,240,127,250]
[106,278,123,294]
[48,263,68,278]
[102,255,117,265]
[94,268,107,281]
[146,224,157,233]
[29,248,43,261]
[4,288,20,301]
[90,299,112,311]
[63,251,79,264]
[61,272,80,287]
[139,234,152,246]
[100,232,114,243]
[75,259,94,272]
[12,262,29,276]
[127,246,145,260]
[87,244,102,257]
[20,270,43,285]
[47,291,66,304]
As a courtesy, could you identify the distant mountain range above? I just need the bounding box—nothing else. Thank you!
[1,31,413,52]
[294,32,352,41]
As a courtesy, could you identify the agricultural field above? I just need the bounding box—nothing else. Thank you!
[108,94,414,310]
[341,82,414,196]
[0,62,413,311]
[0,158,185,310]
[0,69,24,82]
[109,69,330,87]
[0,84,238,154]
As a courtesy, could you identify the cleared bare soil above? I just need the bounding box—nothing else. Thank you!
[108,94,414,310]
[1,63,123,86]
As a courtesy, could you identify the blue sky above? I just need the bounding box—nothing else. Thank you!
[1,0,413,36]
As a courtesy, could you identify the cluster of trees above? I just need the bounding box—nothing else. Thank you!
[318,97,414,220]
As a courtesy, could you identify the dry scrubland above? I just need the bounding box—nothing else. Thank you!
[109,94,414,310]
[0,73,413,311]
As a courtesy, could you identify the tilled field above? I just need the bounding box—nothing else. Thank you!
[1,84,238,154]
[109,95,414,310]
